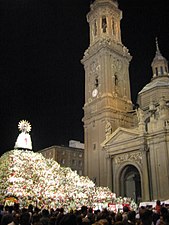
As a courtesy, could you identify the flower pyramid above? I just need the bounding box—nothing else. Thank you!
[0,120,137,210]
[0,149,116,209]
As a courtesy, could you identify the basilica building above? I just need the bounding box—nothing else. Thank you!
[81,0,169,202]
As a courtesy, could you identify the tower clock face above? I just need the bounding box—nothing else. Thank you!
[92,88,98,97]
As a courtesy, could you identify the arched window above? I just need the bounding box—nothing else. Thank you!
[95,76,99,87]
[102,16,107,33]
[114,74,118,86]
[155,67,158,76]
[94,19,97,36]
[112,18,115,35]
[160,66,164,75]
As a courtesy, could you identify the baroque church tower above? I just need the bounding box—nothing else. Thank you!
[81,0,135,187]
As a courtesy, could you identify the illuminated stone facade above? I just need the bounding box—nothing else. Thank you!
[39,143,84,176]
[81,0,134,187]
[82,0,169,202]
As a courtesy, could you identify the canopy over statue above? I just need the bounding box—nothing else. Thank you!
[14,120,32,150]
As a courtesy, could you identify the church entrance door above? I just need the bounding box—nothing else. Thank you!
[120,165,141,203]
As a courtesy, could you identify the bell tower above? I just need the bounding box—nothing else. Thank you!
[81,0,134,187]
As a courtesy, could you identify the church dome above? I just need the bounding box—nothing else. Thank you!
[137,39,169,110]
[139,77,169,94]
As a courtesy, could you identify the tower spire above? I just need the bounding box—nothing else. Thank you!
[155,37,161,57]
[151,38,168,77]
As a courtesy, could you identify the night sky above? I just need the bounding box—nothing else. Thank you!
[0,0,169,155]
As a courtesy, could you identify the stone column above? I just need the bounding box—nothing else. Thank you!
[142,146,151,201]
[106,154,112,190]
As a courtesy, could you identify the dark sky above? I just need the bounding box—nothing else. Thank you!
[0,0,169,155]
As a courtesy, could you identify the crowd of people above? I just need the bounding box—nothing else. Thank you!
[0,200,169,225]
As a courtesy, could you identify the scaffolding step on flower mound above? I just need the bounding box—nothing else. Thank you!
[0,149,116,209]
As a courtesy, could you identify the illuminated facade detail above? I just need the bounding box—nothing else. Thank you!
[114,152,143,165]
[14,120,32,150]
[81,0,134,187]
[82,0,169,202]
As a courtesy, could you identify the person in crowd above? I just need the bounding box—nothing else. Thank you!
[1,205,14,225]
[140,209,153,225]
[20,211,31,225]
[39,209,49,225]
[92,219,109,225]
[156,206,169,225]
[122,206,129,225]
[87,207,95,224]
[0,205,4,223]
[126,211,136,225]
[32,214,41,225]
[76,215,82,225]
[12,213,20,225]
[1,214,14,225]
[155,200,161,215]
[55,208,64,225]
[114,212,123,224]
[59,213,77,225]
[1,201,169,225]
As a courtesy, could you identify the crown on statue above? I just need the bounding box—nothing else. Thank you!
[18,120,31,133]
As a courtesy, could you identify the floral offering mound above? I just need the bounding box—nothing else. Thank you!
[0,150,137,210]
